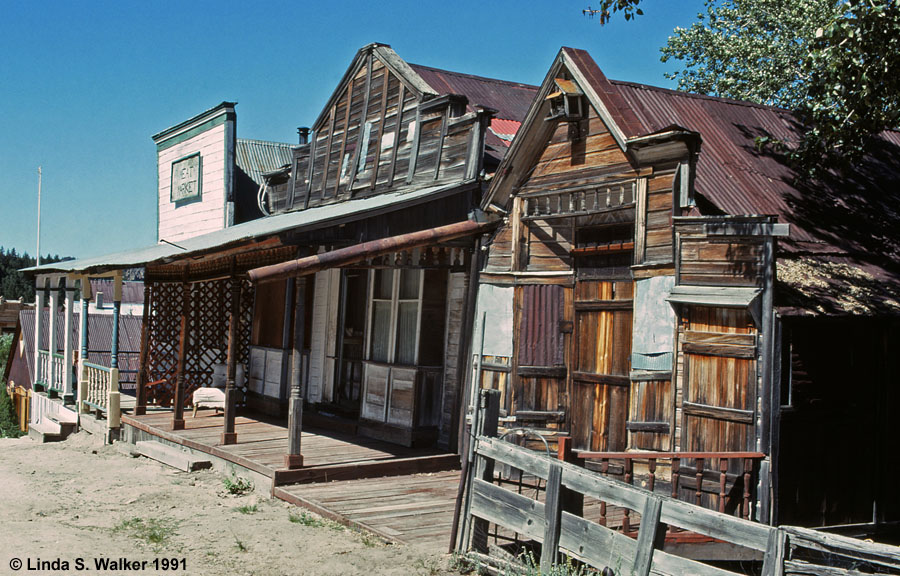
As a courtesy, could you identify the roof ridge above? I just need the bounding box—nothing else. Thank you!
[409,63,537,90]
[609,79,796,115]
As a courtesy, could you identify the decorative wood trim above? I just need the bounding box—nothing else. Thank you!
[573,300,633,311]
[333,77,355,198]
[370,69,390,190]
[387,83,405,186]
[406,107,422,184]
[348,56,373,192]
[433,105,449,180]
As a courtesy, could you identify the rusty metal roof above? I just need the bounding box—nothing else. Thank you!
[236,138,295,187]
[611,79,900,271]
[409,64,537,122]
[89,279,145,305]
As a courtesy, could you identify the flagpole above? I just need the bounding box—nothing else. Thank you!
[36,166,42,267]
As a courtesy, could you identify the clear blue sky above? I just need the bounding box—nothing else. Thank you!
[0,0,704,260]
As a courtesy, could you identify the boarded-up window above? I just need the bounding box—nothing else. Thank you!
[251,280,286,349]
[682,306,757,471]
[570,280,633,451]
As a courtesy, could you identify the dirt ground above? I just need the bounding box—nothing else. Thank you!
[0,432,463,576]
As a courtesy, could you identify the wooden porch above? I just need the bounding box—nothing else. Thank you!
[120,410,459,487]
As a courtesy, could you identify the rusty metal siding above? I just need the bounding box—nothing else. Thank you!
[518,284,565,366]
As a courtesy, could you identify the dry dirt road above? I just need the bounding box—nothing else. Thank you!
[0,432,462,576]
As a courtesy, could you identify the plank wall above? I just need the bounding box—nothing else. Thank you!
[269,53,481,213]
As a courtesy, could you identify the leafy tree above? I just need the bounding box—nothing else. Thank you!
[660,0,840,108]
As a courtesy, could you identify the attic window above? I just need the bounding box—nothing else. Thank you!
[546,78,584,122]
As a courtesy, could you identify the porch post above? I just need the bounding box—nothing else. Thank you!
[222,274,241,445]
[110,272,122,369]
[62,277,75,402]
[47,277,58,396]
[284,275,307,469]
[78,276,91,414]
[133,282,151,416]
[33,278,45,391]
[172,279,190,431]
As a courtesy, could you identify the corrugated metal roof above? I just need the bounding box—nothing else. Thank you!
[25,181,472,275]
[410,64,537,122]
[611,79,900,268]
[235,138,295,187]
[15,309,143,388]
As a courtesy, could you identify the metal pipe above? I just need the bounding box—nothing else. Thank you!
[247,219,494,284]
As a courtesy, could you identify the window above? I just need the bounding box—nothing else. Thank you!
[367,269,422,366]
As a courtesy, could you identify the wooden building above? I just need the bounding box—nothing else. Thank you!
[471,47,900,536]
[26,44,536,464]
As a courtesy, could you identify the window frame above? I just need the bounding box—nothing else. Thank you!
[364,268,425,366]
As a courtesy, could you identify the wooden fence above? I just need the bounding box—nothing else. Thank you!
[6,382,30,432]
[79,362,121,431]
[455,389,900,576]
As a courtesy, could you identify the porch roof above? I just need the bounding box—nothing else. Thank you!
[24,181,474,276]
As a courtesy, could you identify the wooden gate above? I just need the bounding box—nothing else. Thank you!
[570,280,632,451]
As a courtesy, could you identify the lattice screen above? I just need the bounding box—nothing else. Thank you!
[144,278,255,408]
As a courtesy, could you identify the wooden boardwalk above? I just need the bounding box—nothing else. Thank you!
[121,411,459,486]
[275,470,462,553]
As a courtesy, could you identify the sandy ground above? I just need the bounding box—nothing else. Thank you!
[0,432,462,576]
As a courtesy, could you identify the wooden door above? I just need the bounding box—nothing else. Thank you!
[570,280,633,451]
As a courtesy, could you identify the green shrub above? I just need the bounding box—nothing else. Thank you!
[223,475,253,495]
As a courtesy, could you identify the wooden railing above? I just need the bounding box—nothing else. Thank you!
[455,390,900,576]
[521,182,635,221]
[79,361,121,430]
[36,349,50,388]
[574,449,765,529]
[48,352,65,393]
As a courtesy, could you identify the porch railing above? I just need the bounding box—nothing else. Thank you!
[574,450,765,531]
[36,349,50,389]
[49,352,65,393]
[79,361,121,430]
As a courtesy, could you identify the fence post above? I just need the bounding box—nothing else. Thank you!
[632,495,663,576]
[470,388,500,554]
[557,436,584,518]
[760,527,786,576]
[541,462,564,574]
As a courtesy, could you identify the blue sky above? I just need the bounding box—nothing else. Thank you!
[0,0,705,260]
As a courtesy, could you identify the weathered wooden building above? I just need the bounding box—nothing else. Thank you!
[471,47,900,535]
[25,44,535,466]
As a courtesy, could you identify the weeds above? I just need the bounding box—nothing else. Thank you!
[235,504,258,514]
[232,532,248,552]
[288,510,344,531]
[114,517,178,549]
[222,475,253,495]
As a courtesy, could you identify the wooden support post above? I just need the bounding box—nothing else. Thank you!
[632,495,663,576]
[744,458,754,521]
[541,462,564,574]
[172,280,190,431]
[33,279,45,392]
[108,367,120,434]
[557,437,584,518]
[284,276,307,469]
[599,459,609,526]
[470,388,500,554]
[134,282,151,416]
[78,276,90,412]
[719,458,729,514]
[47,278,58,395]
[110,272,122,369]
[222,274,241,445]
[62,279,75,402]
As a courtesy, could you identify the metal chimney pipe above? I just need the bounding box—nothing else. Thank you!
[297,127,310,145]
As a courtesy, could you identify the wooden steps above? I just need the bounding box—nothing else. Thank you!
[135,441,212,472]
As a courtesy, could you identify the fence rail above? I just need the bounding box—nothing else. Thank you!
[49,352,65,392]
[79,361,121,431]
[456,389,900,576]
[36,349,50,388]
